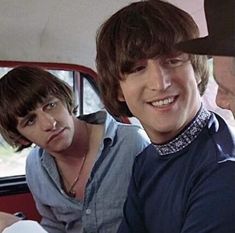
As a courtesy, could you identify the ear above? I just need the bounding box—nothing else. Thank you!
[17,137,31,146]
[117,88,126,102]
[196,74,202,85]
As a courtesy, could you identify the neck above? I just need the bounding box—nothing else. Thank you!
[55,117,104,199]
[149,103,201,144]
[54,117,90,163]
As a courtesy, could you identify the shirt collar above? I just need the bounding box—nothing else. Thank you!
[40,110,119,187]
[153,106,211,156]
[41,110,118,164]
[78,110,118,146]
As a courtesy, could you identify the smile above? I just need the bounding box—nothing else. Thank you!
[151,97,175,107]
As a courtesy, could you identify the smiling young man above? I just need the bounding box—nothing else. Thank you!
[96,0,235,232]
[0,66,149,233]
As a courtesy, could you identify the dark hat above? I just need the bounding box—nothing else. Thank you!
[176,0,235,56]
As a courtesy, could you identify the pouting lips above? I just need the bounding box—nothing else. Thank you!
[47,128,66,143]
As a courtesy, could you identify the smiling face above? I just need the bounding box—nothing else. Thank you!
[118,53,202,144]
[16,96,75,154]
[213,56,235,117]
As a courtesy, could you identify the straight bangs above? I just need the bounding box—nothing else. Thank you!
[1,76,59,130]
[8,84,55,118]
[116,1,199,75]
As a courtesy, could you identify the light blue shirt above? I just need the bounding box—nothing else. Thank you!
[26,111,150,233]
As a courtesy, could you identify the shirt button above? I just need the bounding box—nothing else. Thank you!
[85,209,91,215]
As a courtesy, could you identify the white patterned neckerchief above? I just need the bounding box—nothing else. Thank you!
[153,106,211,156]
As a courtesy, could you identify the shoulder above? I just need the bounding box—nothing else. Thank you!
[203,112,235,161]
[25,147,46,180]
[118,123,150,141]
[116,124,151,153]
[134,144,157,163]
[25,147,55,194]
[26,147,43,167]
[207,111,234,137]
[105,112,150,146]
[106,123,150,158]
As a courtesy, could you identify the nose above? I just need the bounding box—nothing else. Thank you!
[146,60,171,91]
[38,112,57,131]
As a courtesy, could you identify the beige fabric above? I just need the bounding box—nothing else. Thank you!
[3,221,47,233]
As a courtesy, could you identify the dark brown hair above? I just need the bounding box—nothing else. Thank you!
[0,65,75,151]
[96,0,209,117]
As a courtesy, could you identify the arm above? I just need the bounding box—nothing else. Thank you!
[181,161,235,233]
[25,151,65,233]
[34,201,65,233]
[0,212,19,233]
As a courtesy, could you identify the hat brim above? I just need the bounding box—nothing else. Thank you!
[176,36,235,57]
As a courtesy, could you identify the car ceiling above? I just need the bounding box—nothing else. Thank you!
[0,0,206,69]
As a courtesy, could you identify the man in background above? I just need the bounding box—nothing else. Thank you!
[177,0,235,116]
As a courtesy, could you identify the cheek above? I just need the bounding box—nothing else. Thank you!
[58,108,72,120]
[176,64,197,86]
[215,92,229,110]
[119,82,133,101]
[22,128,36,137]
[18,128,38,143]
[230,96,235,111]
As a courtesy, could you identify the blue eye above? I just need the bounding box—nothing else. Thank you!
[164,58,184,67]
[162,54,189,68]
[131,65,146,74]
[46,101,57,110]
[25,116,35,126]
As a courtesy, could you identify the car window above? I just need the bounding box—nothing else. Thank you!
[83,76,104,114]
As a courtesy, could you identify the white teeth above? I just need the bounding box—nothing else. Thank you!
[151,97,174,107]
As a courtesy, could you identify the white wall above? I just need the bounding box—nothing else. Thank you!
[0,0,207,70]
